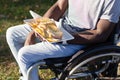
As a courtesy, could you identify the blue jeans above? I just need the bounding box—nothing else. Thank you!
[6,24,84,80]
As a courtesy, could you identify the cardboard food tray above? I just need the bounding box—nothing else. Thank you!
[24,10,74,43]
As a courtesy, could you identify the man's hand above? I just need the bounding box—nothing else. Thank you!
[24,31,36,46]
[35,32,47,41]
[24,31,47,46]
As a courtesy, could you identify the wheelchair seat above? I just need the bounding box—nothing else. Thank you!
[44,56,71,64]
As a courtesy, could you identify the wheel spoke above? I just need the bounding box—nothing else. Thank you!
[68,72,91,79]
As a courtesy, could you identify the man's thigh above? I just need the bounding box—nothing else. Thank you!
[18,42,84,63]
[6,24,32,60]
[7,24,32,43]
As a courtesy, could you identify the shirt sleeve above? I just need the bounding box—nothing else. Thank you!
[100,0,120,23]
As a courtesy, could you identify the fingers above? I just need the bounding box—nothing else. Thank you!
[35,32,47,41]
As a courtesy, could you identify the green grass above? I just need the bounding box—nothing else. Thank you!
[0,0,56,80]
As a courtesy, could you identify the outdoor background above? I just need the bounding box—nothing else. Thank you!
[0,0,57,80]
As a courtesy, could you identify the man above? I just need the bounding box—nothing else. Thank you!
[6,0,120,80]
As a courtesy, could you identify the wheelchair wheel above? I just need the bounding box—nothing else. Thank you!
[59,45,120,80]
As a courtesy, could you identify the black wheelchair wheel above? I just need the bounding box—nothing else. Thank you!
[59,45,120,80]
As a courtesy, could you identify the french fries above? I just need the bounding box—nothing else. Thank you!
[27,18,63,42]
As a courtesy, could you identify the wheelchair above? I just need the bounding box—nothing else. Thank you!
[26,19,120,80]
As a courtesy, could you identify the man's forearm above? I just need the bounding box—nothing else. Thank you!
[43,4,62,20]
[68,19,115,45]
[43,0,68,21]
[67,30,109,44]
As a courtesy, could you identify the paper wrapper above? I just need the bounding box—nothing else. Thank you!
[24,18,63,42]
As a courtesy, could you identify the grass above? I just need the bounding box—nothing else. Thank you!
[0,0,56,80]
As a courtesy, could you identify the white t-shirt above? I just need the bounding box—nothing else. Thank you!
[64,0,120,30]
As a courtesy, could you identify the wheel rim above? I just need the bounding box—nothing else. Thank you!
[66,53,120,80]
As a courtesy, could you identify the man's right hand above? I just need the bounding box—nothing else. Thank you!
[34,31,47,42]
[24,31,47,46]
[24,31,36,46]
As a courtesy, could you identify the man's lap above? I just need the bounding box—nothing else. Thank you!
[9,24,84,64]
[18,42,85,64]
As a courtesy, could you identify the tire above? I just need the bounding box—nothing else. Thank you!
[59,45,120,80]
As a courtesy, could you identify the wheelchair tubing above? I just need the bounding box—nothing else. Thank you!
[59,45,120,80]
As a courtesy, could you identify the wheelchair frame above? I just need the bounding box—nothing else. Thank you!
[26,44,120,80]
[26,19,120,80]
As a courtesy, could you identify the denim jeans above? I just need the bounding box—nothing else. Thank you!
[6,24,84,80]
